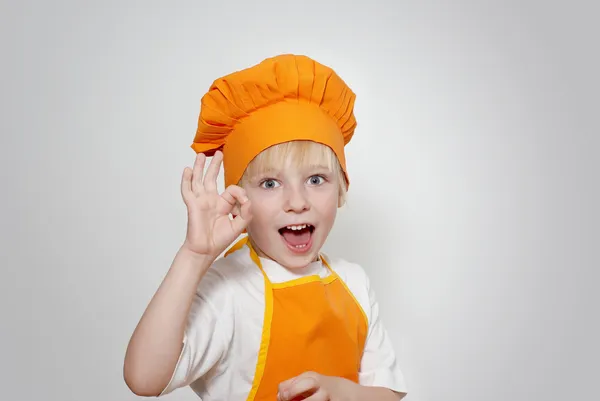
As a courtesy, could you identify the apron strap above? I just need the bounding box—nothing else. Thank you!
[225,235,263,269]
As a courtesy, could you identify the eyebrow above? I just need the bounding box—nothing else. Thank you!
[247,168,280,183]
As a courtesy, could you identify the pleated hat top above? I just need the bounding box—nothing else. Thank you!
[191,54,358,188]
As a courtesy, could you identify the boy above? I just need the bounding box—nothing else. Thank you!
[124,54,407,401]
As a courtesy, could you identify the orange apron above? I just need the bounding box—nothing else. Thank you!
[225,237,368,401]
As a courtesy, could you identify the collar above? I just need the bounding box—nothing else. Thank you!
[258,255,330,284]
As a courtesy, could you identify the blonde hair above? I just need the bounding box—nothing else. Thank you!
[239,140,347,206]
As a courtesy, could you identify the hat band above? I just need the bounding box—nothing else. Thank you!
[222,101,348,188]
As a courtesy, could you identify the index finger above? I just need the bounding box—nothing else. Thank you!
[279,371,319,390]
[279,377,319,401]
[216,185,248,215]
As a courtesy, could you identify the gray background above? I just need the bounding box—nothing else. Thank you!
[1,1,598,400]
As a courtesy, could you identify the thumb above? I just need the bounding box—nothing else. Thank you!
[231,203,241,217]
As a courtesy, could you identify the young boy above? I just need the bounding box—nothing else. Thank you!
[124,54,407,401]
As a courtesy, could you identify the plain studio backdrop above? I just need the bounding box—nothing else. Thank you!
[1,1,598,400]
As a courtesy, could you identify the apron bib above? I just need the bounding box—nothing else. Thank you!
[225,237,368,401]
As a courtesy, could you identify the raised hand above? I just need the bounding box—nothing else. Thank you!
[180,151,252,258]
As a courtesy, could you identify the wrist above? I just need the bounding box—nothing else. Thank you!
[177,245,216,270]
[180,241,216,258]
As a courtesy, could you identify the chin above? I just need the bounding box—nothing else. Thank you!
[275,250,321,270]
[274,233,325,270]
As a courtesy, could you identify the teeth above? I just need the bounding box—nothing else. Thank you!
[294,244,307,248]
[287,224,308,231]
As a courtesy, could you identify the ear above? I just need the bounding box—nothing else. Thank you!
[337,189,346,208]
[337,173,348,208]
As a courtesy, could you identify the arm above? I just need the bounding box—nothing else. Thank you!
[123,151,251,396]
[357,268,408,395]
[123,247,214,396]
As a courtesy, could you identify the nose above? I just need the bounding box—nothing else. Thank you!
[283,185,310,213]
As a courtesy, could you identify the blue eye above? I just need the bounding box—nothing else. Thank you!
[307,175,325,185]
[260,179,280,189]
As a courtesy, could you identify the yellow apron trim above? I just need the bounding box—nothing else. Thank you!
[239,239,273,401]
[321,255,369,328]
[246,274,273,401]
[224,235,248,257]
[271,274,337,289]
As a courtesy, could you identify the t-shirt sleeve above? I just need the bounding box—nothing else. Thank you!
[159,264,235,396]
[358,269,408,395]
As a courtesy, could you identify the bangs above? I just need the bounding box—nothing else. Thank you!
[239,140,348,205]
[242,141,339,182]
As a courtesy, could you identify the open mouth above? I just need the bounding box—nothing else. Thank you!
[278,224,315,253]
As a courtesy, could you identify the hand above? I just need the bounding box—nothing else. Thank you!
[278,372,359,401]
[180,151,252,258]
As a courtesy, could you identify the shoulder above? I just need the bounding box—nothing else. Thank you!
[322,253,371,289]
[194,249,258,300]
[199,246,265,297]
[204,245,258,281]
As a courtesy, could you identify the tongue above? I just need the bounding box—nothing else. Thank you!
[282,228,311,246]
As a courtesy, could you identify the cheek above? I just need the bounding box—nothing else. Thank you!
[246,192,279,231]
[321,185,340,206]
[247,188,272,208]
[312,189,339,221]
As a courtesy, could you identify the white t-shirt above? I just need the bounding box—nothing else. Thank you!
[160,245,407,400]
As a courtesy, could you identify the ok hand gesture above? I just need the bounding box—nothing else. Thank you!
[180,151,252,259]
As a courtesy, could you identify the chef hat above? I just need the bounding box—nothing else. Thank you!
[191,54,357,188]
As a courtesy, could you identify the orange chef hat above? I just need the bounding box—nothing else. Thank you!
[191,54,357,188]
